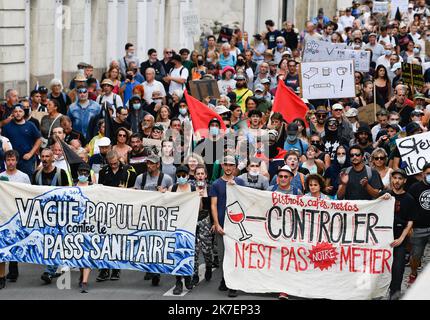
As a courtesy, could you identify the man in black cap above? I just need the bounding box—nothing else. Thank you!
[38,86,50,110]
[283,122,308,156]
[387,169,416,300]
[194,117,227,179]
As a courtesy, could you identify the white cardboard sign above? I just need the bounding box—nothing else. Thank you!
[301,60,355,100]
[303,39,348,62]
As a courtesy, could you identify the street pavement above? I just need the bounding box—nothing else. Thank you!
[0,245,428,300]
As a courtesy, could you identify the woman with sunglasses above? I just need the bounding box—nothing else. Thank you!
[370,148,392,190]
[168,165,197,295]
[112,127,131,164]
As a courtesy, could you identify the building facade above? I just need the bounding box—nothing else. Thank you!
[0,0,340,99]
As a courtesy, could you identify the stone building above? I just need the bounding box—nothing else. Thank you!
[0,0,344,99]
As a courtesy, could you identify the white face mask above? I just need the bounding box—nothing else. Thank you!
[337,156,346,165]
[249,170,260,177]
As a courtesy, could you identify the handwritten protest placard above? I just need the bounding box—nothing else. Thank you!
[302,39,348,62]
[224,186,394,300]
[182,10,200,37]
[402,63,424,87]
[373,1,389,14]
[0,182,200,275]
[300,60,355,99]
[396,131,430,176]
[334,49,371,72]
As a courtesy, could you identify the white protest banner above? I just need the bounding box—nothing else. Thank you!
[302,39,348,62]
[334,49,371,72]
[0,182,200,275]
[373,1,389,14]
[182,10,200,37]
[391,0,409,18]
[300,60,355,99]
[396,131,430,176]
[224,185,394,300]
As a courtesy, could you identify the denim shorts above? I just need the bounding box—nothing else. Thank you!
[410,227,430,260]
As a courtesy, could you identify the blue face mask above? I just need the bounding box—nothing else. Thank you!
[413,48,420,55]
[210,127,220,136]
[255,94,264,99]
[132,103,141,110]
[287,134,297,142]
[426,174,430,185]
[179,108,188,115]
[78,175,89,183]
[277,43,284,49]
[177,177,188,185]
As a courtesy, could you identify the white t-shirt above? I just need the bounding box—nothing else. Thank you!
[339,15,355,29]
[168,66,189,95]
[143,80,166,104]
[0,170,31,184]
[96,93,124,117]
[217,79,237,95]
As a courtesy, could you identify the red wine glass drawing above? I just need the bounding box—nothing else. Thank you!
[226,201,252,241]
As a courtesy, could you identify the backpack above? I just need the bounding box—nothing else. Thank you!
[35,167,63,186]
[98,94,118,109]
[345,165,373,181]
[141,172,165,190]
[169,67,186,90]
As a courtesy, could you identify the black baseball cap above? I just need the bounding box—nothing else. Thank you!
[38,86,48,93]
[176,165,189,175]
[391,169,407,179]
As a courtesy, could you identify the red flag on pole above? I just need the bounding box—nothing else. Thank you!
[272,80,309,125]
[184,90,226,139]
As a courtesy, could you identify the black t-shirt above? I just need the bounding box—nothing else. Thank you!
[342,166,383,200]
[49,93,72,115]
[31,168,69,186]
[389,191,417,238]
[98,164,137,188]
[127,148,151,176]
[284,74,300,92]
[65,129,86,147]
[266,30,283,49]
[408,181,430,228]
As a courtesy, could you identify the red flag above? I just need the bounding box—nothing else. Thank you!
[272,80,308,125]
[184,90,226,138]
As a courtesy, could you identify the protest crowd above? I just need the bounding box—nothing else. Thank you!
[1,0,430,300]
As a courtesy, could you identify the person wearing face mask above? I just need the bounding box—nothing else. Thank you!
[238,158,269,190]
[177,101,191,125]
[406,163,430,287]
[191,54,207,80]
[127,95,147,133]
[119,43,140,76]
[410,109,427,133]
[168,165,197,294]
[194,118,226,180]
[322,116,349,161]
[283,122,308,156]
[253,85,271,114]
[73,162,92,293]
[324,145,350,198]
[273,37,291,65]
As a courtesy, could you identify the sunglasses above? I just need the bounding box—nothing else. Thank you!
[316,114,327,118]
[176,173,187,178]
[278,175,290,179]
[118,134,127,137]
[328,121,338,126]
[78,89,88,94]
[374,156,386,161]
[350,153,362,158]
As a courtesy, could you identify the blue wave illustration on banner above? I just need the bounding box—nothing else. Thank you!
[0,187,195,276]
